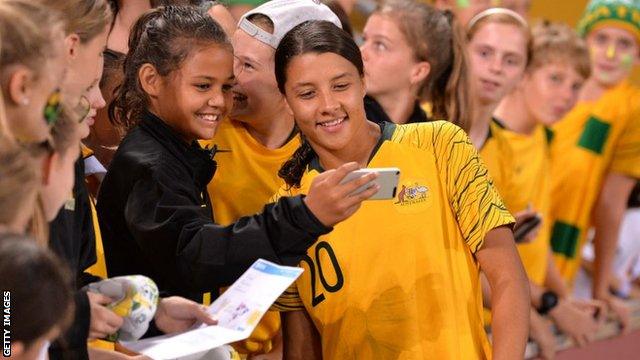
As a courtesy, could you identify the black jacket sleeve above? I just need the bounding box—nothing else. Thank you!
[124,171,331,293]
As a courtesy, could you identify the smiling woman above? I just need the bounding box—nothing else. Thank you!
[272,20,530,360]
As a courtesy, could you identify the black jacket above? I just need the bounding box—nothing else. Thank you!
[48,157,100,360]
[97,111,331,301]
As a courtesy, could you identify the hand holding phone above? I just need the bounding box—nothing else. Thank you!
[340,167,401,200]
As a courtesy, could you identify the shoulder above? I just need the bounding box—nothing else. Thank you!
[391,121,468,150]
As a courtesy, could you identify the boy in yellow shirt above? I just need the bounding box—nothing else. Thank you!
[548,0,640,330]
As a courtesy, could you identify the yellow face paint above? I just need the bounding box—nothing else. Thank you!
[606,44,616,59]
[491,0,502,6]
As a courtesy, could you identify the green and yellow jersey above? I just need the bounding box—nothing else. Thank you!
[501,125,552,286]
[274,121,514,359]
[200,119,300,355]
[549,80,640,284]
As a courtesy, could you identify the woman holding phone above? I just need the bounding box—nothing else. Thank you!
[272,20,529,360]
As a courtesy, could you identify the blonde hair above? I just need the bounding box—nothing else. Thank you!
[377,0,474,131]
[467,8,533,66]
[0,0,65,82]
[38,0,113,43]
[529,21,591,80]
[0,136,42,235]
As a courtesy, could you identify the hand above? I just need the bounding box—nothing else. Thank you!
[513,208,541,243]
[602,295,631,334]
[548,298,600,347]
[304,162,379,227]
[530,311,556,360]
[87,291,124,340]
[155,296,217,334]
[570,298,607,326]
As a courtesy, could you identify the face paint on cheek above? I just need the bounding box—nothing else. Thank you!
[606,44,616,59]
[621,54,634,69]
[598,71,611,82]
[491,0,502,6]
[456,0,470,8]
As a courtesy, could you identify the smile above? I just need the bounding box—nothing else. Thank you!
[197,114,220,123]
[317,116,347,127]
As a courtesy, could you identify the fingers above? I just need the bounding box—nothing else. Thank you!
[88,291,115,306]
[340,172,379,196]
[192,304,217,326]
[325,162,360,185]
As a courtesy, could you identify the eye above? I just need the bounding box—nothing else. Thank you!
[505,56,521,66]
[243,62,255,71]
[594,33,608,45]
[222,83,233,93]
[194,83,211,91]
[572,81,583,92]
[618,38,633,50]
[374,41,387,51]
[298,90,315,99]
[334,82,350,91]
[476,48,491,58]
[549,73,562,84]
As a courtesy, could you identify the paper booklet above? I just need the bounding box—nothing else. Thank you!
[120,259,303,360]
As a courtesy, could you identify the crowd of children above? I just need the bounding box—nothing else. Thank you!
[0,0,638,359]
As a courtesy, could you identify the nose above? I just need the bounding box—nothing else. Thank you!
[319,90,340,114]
[207,88,227,111]
[488,55,503,74]
[360,43,370,62]
[94,91,107,111]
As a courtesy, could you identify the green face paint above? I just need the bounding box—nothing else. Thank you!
[456,0,470,8]
[621,54,634,69]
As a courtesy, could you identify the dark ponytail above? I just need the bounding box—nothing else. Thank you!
[278,133,315,188]
[275,21,363,188]
[109,5,230,131]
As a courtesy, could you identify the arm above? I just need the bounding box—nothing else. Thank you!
[591,172,635,330]
[476,226,529,360]
[592,172,635,299]
[124,162,377,292]
[282,310,322,360]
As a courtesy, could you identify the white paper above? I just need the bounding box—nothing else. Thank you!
[120,259,303,360]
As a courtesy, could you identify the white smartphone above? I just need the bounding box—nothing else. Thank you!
[340,167,401,200]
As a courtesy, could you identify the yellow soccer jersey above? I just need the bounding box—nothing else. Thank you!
[501,125,552,286]
[274,121,514,360]
[550,81,640,284]
[200,119,300,354]
[200,119,300,225]
[479,119,523,212]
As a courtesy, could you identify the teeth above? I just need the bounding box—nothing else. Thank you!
[200,114,219,122]
[319,117,345,127]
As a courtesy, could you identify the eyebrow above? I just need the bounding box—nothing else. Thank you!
[370,34,392,42]
[192,75,236,81]
[292,72,352,89]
